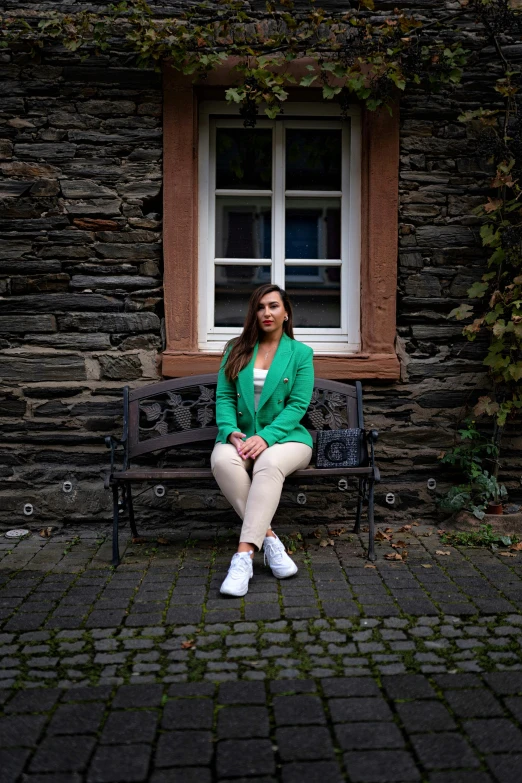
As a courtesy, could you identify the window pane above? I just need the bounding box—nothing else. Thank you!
[286,129,342,191]
[216,128,272,189]
[285,198,340,259]
[215,265,271,326]
[216,197,271,258]
[286,266,341,328]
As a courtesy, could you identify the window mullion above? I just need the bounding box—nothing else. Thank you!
[273,121,285,288]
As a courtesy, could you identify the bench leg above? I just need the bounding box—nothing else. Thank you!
[367,479,376,562]
[126,485,138,538]
[111,484,121,567]
[353,478,366,534]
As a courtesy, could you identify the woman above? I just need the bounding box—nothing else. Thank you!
[211,283,314,597]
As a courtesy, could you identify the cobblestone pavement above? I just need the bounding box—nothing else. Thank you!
[1,523,522,782]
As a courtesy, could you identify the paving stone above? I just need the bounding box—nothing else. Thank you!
[217,706,270,738]
[155,730,213,767]
[0,748,31,782]
[162,698,213,730]
[48,703,105,735]
[322,678,380,698]
[5,688,60,713]
[273,695,326,725]
[328,697,393,723]
[342,750,420,782]
[100,711,158,744]
[485,754,522,783]
[276,726,336,761]
[396,701,457,732]
[335,721,405,750]
[216,739,275,777]
[112,683,163,709]
[87,743,152,782]
[281,761,344,783]
[410,733,480,770]
[218,681,266,704]
[381,674,436,700]
[0,715,47,748]
[29,735,97,773]
[150,770,211,783]
[444,689,504,718]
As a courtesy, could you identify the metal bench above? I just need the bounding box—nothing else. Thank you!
[105,375,380,566]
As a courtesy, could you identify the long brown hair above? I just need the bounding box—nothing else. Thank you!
[223,284,294,380]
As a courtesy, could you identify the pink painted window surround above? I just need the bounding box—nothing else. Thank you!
[161,61,400,380]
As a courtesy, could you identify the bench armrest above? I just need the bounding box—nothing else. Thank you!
[365,429,379,472]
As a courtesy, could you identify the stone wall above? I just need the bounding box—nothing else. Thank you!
[0,1,521,533]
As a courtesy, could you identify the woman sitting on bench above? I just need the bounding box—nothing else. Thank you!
[211,283,314,597]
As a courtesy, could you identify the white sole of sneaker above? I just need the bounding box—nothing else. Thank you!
[271,562,298,579]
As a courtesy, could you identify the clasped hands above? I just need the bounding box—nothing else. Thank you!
[228,431,268,460]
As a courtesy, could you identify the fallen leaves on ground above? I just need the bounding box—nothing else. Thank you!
[132,536,147,544]
[39,527,53,538]
[510,542,522,551]
[423,530,434,537]
[498,551,517,557]
[435,550,451,556]
[421,564,433,568]
[392,540,408,549]
[328,527,347,537]
[157,537,169,545]
[181,639,196,649]
[319,538,335,547]
[375,530,391,541]
[384,552,403,561]
[311,528,323,539]
[397,525,412,533]
[365,563,376,569]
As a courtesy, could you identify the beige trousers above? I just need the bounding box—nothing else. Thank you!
[211,441,313,551]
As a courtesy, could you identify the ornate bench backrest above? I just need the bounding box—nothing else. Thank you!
[127,374,363,460]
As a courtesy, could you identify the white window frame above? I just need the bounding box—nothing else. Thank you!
[198,101,361,354]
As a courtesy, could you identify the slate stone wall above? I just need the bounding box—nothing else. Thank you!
[0,1,520,532]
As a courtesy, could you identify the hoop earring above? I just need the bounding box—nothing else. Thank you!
[284,316,288,321]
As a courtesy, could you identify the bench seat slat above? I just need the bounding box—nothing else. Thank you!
[112,466,375,481]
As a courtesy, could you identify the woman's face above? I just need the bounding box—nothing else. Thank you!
[256,291,288,337]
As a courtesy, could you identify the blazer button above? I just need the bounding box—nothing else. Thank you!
[238,411,243,416]
[283,378,289,383]
[237,393,241,397]
[278,399,283,403]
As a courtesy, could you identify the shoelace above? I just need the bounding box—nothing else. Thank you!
[229,553,251,576]
[264,539,284,567]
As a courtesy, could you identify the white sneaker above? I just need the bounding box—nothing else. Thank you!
[220,552,253,597]
[263,534,298,579]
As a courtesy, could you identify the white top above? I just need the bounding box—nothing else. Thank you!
[253,368,269,411]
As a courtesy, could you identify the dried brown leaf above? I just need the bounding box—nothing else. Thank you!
[181,639,196,649]
[435,550,451,556]
[384,552,403,561]
[392,540,408,549]
[510,542,522,551]
[132,536,147,544]
[157,537,169,545]
[329,527,347,537]
[364,564,377,569]
[498,551,517,557]
[319,539,329,547]
[421,564,433,569]
[397,525,412,533]
[384,527,394,534]
[375,530,391,541]
[39,527,53,538]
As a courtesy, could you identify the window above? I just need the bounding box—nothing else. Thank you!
[198,103,361,353]
[162,63,400,380]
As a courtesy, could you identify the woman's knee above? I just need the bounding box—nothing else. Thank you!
[211,445,242,474]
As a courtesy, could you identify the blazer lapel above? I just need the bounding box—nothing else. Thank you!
[257,333,294,413]
[237,342,258,417]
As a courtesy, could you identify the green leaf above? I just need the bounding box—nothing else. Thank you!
[449,303,473,321]
[467,281,489,299]
[300,74,318,87]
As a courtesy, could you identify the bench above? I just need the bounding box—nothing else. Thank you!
[105,375,380,566]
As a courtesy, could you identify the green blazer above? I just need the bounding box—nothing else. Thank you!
[215,332,314,448]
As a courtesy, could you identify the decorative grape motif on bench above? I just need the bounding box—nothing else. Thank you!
[138,385,216,441]
[303,388,350,431]
[137,384,350,442]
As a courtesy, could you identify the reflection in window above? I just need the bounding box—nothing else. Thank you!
[285,266,341,328]
[216,128,272,190]
[215,197,271,259]
[286,129,342,191]
[285,198,341,259]
[215,265,271,326]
